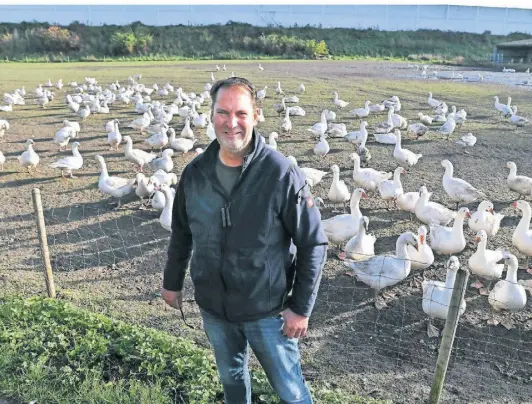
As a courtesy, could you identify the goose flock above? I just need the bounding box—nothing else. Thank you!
[0,62,531,336]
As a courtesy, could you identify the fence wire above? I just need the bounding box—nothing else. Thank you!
[0,196,531,403]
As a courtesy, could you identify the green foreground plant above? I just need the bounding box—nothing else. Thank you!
[0,295,389,403]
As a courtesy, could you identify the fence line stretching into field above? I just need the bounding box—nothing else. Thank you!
[0,190,531,403]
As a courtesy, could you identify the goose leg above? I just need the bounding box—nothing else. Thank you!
[113,199,122,211]
[374,289,387,310]
[427,318,440,338]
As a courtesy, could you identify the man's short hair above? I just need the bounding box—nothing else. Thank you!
[210,77,256,108]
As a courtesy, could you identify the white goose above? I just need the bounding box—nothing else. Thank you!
[134,172,155,209]
[287,156,328,187]
[107,120,122,151]
[54,126,74,151]
[0,151,4,171]
[415,186,457,226]
[308,110,328,138]
[418,112,433,125]
[313,135,329,158]
[422,256,466,337]
[407,226,434,270]
[377,167,405,204]
[488,252,527,315]
[299,83,305,93]
[280,108,292,137]
[441,160,485,209]
[396,185,420,218]
[0,119,10,141]
[144,127,169,152]
[323,109,336,121]
[351,152,392,192]
[506,161,532,197]
[344,121,368,145]
[429,207,470,255]
[509,106,529,129]
[123,136,157,172]
[350,101,371,118]
[374,108,394,135]
[327,122,347,138]
[150,149,174,173]
[512,200,532,264]
[95,155,135,209]
[169,128,197,153]
[266,132,278,150]
[455,132,476,152]
[257,108,265,123]
[368,102,385,113]
[468,200,504,237]
[427,92,442,108]
[343,231,419,309]
[158,184,174,231]
[435,102,448,115]
[49,142,83,178]
[390,107,408,129]
[332,91,349,108]
[275,81,283,95]
[321,188,367,247]
[438,116,456,138]
[407,122,429,138]
[468,230,504,292]
[327,164,350,206]
[341,216,376,261]
[393,130,422,167]
[181,116,194,139]
[18,139,40,173]
[128,111,151,132]
[257,86,268,101]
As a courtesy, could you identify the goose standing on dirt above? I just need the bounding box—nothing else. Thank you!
[169,128,197,153]
[95,155,135,210]
[418,112,433,126]
[308,110,328,138]
[427,92,442,108]
[343,231,419,309]
[438,116,456,139]
[415,186,457,226]
[327,164,351,208]
[429,207,470,256]
[441,159,485,209]
[350,101,371,118]
[488,252,527,323]
[287,156,328,187]
[468,229,504,293]
[407,226,434,270]
[280,108,292,137]
[18,139,40,173]
[506,161,532,198]
[351,153,392,192]
[333,91,349,108]
[123,135,157,172]
[455,132,476,153]
[407,122,428,138]
[107,120,122,150]
[468,200,504,237]
[158,184,174,231]
[511,200,532,268]
[0,151,4,171]
[49,142,83,178]
[0,120,10,141]
[422,256,466,337]
[341,216,376,261]
[150,148,174,173]
[509,106,529,129]
[393,130,422,167]
[344,121,368,145]
[313,135,329,158]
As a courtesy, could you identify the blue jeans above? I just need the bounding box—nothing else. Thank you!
[200,309,313,404]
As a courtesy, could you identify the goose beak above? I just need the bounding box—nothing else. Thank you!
[466,211,471,218]
[361,191,368,199]
[475,236,481,242]
[419,235,425,244]
[489,208,494,214]
[512,201,518,208]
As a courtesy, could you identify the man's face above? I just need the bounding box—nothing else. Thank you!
[212,86,258,157]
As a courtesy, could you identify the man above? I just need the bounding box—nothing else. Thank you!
[162,77,328,404]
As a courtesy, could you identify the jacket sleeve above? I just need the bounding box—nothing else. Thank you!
[280,165,328,317]
[163,166,193,291]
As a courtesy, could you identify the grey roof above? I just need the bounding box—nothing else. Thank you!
[497,38,532,48]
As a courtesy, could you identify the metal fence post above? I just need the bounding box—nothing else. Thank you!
[31,188,56,298]
[428,266,469,404]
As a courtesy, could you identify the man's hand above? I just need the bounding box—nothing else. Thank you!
[281,308,309,339]
[161,288,183,310]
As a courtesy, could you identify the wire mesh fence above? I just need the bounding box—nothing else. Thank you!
[0,192,531,403]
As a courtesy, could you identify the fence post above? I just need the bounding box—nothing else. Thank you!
[428,266,469,404]
[31,188,56,298]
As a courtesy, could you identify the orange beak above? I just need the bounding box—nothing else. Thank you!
[420,235,425,244]
[466,211,471,218]
[489,208,494,214]
[475,236,481,242]
[361,191,367,199]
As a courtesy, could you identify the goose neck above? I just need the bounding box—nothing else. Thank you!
[517,205,532,230]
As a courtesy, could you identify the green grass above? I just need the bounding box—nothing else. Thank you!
[0,295,389,404]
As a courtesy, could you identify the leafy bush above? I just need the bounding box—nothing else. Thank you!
[0,296,221,403]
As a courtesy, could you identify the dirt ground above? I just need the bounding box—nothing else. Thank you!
[0,60,531,403]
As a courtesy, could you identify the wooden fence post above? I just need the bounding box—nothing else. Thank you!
[428,266,469,403]
[31,188,56,298]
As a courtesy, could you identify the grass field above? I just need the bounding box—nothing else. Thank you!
[0,60,531,403]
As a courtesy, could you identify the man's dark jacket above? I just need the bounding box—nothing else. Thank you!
[163,132,328,322]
